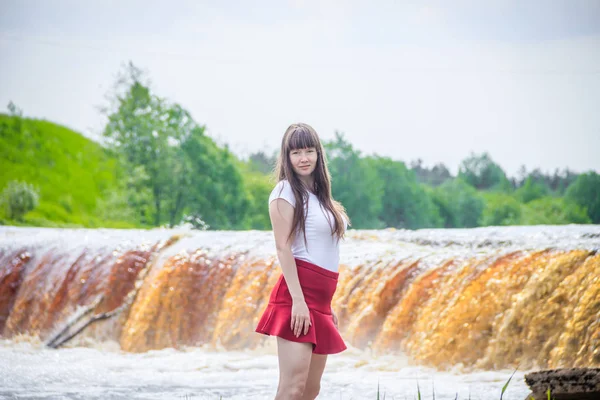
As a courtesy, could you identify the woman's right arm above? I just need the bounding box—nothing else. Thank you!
[269,198,312,338]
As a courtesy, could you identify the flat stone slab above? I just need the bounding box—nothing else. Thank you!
[525,368,600,400]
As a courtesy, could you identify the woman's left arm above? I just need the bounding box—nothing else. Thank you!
[332,310,339,330]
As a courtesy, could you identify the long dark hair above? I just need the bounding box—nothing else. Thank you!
[273,123,350,244]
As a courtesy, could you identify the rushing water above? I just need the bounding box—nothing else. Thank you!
[1,225,599,399]
[0,338,529,399]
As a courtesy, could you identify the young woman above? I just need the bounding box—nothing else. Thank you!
[255,123,350,400]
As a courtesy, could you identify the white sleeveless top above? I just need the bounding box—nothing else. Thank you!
[268,180,346,272]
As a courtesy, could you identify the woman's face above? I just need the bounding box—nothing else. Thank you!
[289,147,318,177]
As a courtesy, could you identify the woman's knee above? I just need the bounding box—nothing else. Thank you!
[277,380,307,400]
[290,383,307,399]
[302,383,320,399]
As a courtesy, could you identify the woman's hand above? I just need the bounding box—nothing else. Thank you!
[332,310,339,330]
[291,300,312,337]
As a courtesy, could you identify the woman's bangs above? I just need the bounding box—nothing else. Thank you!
[288,128,318,151]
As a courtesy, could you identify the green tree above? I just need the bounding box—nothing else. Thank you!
[515,176,550,203]
[95,165,153,225]
[6,101,25,138]
[241,170,272,230]
[549,168,579,195]
[367,156,442,229]
[247,150,277,175]
[7,101,22,117]
[159,104,204,227]
[481,193,522,226]
[324,132,384,229]
[410,159,453,186]
[458,152,511,191]
[102,64,169,225]
[515,165,579,195]
[102,62,249,228]
[566,172,600,223]
[181,133,249,229]
[432,178,484,228]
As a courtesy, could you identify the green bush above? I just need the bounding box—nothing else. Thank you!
[432,178,484,228]
[515,177,550,203]
[521,197,591,225]
[481,193,522,226]
[0,180,40,221]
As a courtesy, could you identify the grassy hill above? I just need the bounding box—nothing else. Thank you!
[0,114,139,228]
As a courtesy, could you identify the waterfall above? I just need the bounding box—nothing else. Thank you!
[1,225,598,371]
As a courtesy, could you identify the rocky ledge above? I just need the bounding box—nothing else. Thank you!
[524,368,600,400]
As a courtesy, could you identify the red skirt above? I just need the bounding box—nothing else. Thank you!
[255,258,347,355]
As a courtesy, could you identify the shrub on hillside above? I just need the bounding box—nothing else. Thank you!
[0,180,40,221]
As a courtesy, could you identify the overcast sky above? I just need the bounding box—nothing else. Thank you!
[1,0,599,177]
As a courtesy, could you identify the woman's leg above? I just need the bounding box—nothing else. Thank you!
[301,353,328,400]
[275,337,313,400]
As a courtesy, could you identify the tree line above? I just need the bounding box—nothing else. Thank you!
[247,136,597,229]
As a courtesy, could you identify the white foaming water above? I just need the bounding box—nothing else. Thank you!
[2,224,599,270]
[0,338,529,399]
